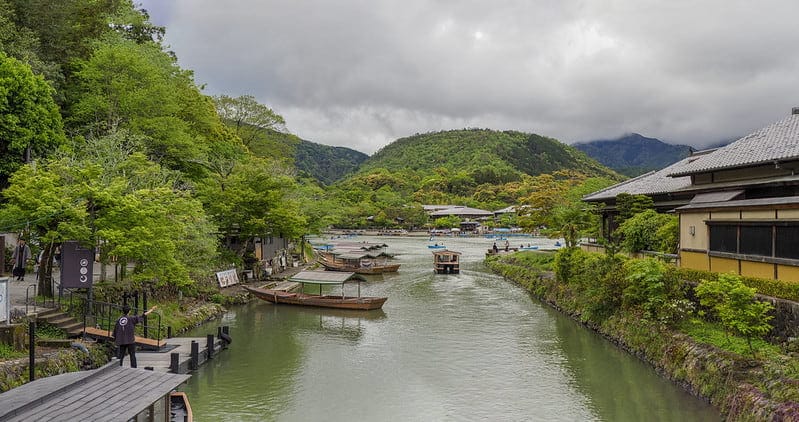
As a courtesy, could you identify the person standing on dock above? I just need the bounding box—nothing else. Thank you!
[113,305,157,368]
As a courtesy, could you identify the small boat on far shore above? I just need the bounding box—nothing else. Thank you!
[427,244,446,249]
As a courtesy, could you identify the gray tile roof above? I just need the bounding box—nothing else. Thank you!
[670,113,799,176]
[582,154,700,201]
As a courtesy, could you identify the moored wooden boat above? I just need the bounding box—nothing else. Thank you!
[317,250,400,274]
[170,392,193,422]
[244,271,387,310]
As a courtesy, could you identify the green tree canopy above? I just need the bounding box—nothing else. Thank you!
[0,53,66,189]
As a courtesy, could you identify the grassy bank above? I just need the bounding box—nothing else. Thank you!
[486,250,799,421]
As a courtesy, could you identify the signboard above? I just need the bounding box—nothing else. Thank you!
[60,241,94,289]
[0,277,8,324]
[216,269,239,288]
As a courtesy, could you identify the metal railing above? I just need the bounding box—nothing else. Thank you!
[83,299,163,349]
[25,284,37,315]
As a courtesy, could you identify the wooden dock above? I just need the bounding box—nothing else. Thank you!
[135,335,228,373]
[83,326,230,374]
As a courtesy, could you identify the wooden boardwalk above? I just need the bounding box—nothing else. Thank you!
[82,327,230,374]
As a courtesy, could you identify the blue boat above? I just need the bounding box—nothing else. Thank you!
[427,244,446,249]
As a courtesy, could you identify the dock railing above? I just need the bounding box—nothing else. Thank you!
[83,299,164,348]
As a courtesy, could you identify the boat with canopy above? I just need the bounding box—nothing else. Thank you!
[243,271,388,310]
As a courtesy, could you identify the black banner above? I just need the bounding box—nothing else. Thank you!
[60,241,94,288]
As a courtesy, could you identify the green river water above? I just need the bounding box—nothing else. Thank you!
[182,236,720,421]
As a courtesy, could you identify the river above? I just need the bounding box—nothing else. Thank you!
[182,235,720,421]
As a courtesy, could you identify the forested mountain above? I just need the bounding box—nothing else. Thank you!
[323,129,622,228]
[573,133,693,177]
[250,129,368,185]
[362,129,618,180]
[294,141,368,185]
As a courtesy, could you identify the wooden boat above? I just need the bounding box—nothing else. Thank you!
[170,392,193,422]
[317,250,400,274]
[433,250,461,274]
[244,271,387,310]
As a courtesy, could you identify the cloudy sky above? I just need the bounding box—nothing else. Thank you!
[138,1,799,155]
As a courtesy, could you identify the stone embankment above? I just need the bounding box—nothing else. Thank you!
[486,258,799,421]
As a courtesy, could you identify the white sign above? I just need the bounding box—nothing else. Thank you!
[216,269,239,288]
[0,277,8,324]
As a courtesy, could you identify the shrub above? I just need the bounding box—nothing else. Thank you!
[623,258,692,326]
[695,273,774,355]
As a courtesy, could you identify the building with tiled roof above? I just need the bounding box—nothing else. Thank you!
[583,107,799,282]
[669,108,799,281]
[582,150,714,238]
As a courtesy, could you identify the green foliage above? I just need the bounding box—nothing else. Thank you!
[69,37,224,180]
[695,273,774,355]
[0,343,25,359]
[0,53,66,189]
[615,193,654,225]
[35,322,66,339]
[432,215,460,229]
[622,258,692,326]
[674,267,799,302]
[617,209,677,253]
[681,318,779,357]
[214,94,286,148]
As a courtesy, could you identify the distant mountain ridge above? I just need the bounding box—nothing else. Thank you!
[358,129,620,180]
[573,133,693,177]
[251,128,368,185]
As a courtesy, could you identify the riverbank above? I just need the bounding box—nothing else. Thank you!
[486,252,799,421]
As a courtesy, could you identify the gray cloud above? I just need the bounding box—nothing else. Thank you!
[139,0,799,154]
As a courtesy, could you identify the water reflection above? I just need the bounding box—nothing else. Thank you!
[182,236,719,421]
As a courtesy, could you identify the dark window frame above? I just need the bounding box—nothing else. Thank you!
[706,220,799,263]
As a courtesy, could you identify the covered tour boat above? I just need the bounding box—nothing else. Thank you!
[244,271,387,310]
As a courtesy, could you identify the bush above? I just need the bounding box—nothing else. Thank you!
[617,209,677,253]
[623,258,692,326]
[695,273,774,355]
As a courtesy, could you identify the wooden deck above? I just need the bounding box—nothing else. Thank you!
[81,327,229,373]
[0,363,190,421]
[269,281,301,292]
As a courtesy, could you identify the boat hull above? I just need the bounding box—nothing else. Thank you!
[243,286,387,310]
[319,260,401,274]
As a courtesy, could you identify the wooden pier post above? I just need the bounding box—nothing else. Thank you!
[190,341,198,370]
[170,352,180,373]
[207,334,214,360]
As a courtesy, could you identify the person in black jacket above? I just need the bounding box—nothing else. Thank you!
[113,305,157,368]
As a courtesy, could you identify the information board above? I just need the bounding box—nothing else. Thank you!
[60,241,94,289]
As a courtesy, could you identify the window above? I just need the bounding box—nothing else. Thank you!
[708,221,799,261]
[776,226,799,260]
[739,226,772,256]
[709,225,737,253]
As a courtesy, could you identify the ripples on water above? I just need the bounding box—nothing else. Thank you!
[183,236,719,421]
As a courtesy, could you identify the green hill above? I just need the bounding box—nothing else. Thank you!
[574,133,693,177]
[249,129,368,184]
[361,129,619,180]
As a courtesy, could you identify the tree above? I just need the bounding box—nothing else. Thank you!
[617,209,676,253]
[0,53,66,189]
[197,155,307,258]
[695,273,774,355]
[615,193,654,225]
[69,38,224,180]
[0,162,90,296]
[214,95,286,148]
